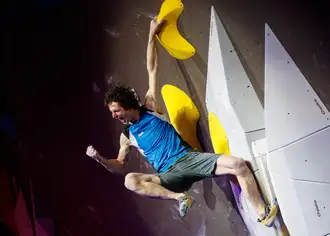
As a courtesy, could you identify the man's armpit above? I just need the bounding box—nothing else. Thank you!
[144,95,157,112]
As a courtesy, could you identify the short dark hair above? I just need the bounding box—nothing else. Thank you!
[104,83,141,110]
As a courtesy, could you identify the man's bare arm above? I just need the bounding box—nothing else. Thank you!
[86,134,131,175]
[116,133,131,165]
[145,17,164,113]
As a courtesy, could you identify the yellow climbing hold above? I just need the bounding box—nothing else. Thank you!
[161,84,201,150]
[208,112,231,156]
[156,0,196,60]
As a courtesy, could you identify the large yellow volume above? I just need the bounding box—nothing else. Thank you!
[161,84,201,150]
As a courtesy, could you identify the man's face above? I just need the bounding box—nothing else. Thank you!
[108,102,132,124]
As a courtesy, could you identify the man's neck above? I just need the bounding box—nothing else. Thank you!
[129,108,142,124]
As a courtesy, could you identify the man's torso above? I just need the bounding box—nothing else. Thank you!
[123,107,191,172]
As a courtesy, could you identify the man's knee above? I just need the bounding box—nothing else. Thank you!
[231,157,249,176]
[124,173,140,191]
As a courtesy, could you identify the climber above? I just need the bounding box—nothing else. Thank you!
[86,16,278,226]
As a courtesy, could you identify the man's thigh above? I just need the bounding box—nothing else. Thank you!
[126,172,161,184]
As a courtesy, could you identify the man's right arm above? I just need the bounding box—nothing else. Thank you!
[86,133,131,175]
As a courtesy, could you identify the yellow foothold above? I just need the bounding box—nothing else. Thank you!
[208,112,231,156]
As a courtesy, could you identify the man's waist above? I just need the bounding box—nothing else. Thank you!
[155,148,194,172]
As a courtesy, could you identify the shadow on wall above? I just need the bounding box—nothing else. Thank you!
[3,1,153,235]
[174,53,236,212]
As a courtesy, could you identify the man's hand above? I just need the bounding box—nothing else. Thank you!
[149,16,165,39]
[86,145,100,162]
[86,145,125,174]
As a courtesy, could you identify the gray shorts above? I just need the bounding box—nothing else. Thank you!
[158,151,222,193]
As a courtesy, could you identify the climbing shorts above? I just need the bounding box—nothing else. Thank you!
[158,151,222,193]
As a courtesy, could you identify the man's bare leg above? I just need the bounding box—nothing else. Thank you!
[215,155,278,225]
[215,156,266,217]
[124,172,193,217]
[124,172,184,200]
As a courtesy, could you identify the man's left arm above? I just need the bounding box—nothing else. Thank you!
[144,17,164,113]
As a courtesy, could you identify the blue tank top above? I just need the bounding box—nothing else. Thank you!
[124,107,191,172]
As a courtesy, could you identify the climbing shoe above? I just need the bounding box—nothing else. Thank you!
[258,198,279,227]
[178,195,194,217]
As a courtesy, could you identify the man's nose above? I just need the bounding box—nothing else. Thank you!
[112,113,117,118]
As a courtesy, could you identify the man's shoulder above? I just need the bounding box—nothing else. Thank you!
[142,106,168,121]
[122,106,169,138]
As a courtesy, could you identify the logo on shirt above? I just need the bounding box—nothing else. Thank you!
[138,132,144,137]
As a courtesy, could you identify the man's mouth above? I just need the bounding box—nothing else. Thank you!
[119,117,126,123]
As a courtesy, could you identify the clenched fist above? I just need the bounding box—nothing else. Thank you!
[86,145,100,162]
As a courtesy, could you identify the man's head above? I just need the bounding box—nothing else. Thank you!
[104,83,141,124]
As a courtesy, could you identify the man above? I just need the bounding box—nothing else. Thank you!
[86,17,278,226]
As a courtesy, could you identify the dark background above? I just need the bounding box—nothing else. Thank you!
[2,0,330,235]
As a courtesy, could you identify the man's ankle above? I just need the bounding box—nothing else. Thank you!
[176,193,187,201]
